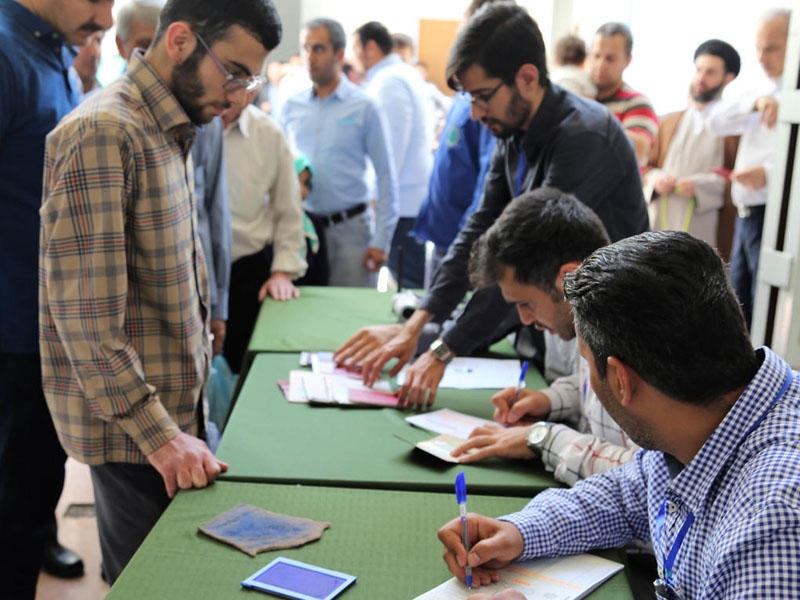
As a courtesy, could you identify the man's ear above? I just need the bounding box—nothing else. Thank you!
[555,262,581,295]
[606,356,634,406]
[515,63,540,93]
[164,21,196,65]
[723,72,736,86]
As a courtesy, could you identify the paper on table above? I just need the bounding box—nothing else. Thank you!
[413,553,624,599]
[415,433,477,463]
[405,408,493,440]
[287,370,396,407]
[397,357,522,389]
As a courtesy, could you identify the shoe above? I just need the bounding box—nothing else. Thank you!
[41,540,85,578]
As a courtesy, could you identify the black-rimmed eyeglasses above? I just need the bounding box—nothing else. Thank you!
[466,81,504,109]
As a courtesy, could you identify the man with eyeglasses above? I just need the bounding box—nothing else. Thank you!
[335,3,648,407]
[0,0,113,595]
[39,0,281,585]
[281,18,399,288]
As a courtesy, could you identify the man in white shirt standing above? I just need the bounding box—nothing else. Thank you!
[352,21,433,290]
[221,93,307,373]
[709,9,789,328]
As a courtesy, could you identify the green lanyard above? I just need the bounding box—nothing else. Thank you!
[659,196,695,232]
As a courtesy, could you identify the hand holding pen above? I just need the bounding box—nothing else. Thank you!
[455,471,473,589]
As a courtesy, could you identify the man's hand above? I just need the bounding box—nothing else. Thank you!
[258,271,299,302]
[438,513,524,588]
[334,323,417,387]
[452,423,535,463]
[363,247,387,272]
[652,173,676,196]
[147,432,228,498]
[491,388,550,425]
[755,95,779,128]
[732,166,767,190]
[674,177,695,198]
[209,319,226,356]
[396,350,446,408]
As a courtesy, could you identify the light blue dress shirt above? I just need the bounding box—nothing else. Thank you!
[365,53,432,218]
[193,118,231,321]
[281,77,398,252]
[499,347,800,599]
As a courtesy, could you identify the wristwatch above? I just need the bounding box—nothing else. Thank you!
[526,421,552,453]
[429,338,455,365]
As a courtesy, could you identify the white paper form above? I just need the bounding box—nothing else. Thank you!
[397,357,522,389]
[405,408,493,439]
[413,553,624,599]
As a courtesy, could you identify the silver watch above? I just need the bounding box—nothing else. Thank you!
[526,421,552,453]
[429,338,455,364]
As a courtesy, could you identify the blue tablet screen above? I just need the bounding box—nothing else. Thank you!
[253,562,346,598]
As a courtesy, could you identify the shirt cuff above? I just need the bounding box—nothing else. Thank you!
[116,393,182,456]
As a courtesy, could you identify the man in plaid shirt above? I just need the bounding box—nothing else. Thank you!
[40,0,281,584]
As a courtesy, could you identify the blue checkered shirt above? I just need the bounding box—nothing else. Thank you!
[501,347,800,599]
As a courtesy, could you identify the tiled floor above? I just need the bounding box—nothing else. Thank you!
[36,458,109,600]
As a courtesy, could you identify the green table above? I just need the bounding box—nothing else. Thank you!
[107,481,634,599]
[247,286,398,354]
[217,353,550,496]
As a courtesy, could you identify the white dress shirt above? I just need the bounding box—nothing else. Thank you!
[224,104,307,277]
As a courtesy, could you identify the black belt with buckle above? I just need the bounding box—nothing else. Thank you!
[313,203,368,227]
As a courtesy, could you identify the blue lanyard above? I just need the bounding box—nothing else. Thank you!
[654,501,695,585]
[515,149,528,196]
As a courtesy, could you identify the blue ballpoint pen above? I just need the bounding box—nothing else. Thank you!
[515,360,530,402]
[455,471,472,589]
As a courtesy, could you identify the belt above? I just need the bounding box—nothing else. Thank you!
[737,205,765,219]
[314,203,367,227]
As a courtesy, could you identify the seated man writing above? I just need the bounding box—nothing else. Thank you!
[450,189,639,485]
[437,230,800,597]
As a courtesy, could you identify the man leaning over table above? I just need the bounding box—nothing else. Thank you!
[281,18,399,288]
[40,0,282,584]
[437,230,800,598]
[334,2,648,406]
[449,189,640,487]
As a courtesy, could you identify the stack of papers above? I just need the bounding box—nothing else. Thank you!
[414,553,624,599]
[287,371,397,407]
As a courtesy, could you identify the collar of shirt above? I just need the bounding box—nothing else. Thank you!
[666,347,790,511]
[229,103,255,139]
[2,1,69,53]
[365,52,402,82]
[127,50,196,148]
[690,100,719,135]
[309,75,357,104]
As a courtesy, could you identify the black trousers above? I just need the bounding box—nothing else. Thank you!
[223,246,273,374]
[0,353,65,599]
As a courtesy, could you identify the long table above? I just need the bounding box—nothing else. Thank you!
[106,481,634,599]
[217,352,551,496]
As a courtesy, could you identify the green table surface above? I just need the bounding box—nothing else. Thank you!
[107,481,634,600]
[247,286,398,354]
[217,353,551,496]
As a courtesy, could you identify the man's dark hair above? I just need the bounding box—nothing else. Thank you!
[446,2,548,91]
[469,188,610,298]
[554,34,587,66]
[564,231,760,405]
[356,21,393,57]
[156,0,281,51]
[694,39,741,76]
[305,18,347,53]
[466,0,514,18]
[596,22,633,56]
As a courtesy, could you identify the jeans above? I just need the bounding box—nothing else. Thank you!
[388,217,426,290]
[0,353,66,599]
[729,206,765,329]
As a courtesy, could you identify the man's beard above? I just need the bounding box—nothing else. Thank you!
[482,85,531,140]
[690,81,724,104]
[171,48,217,126]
